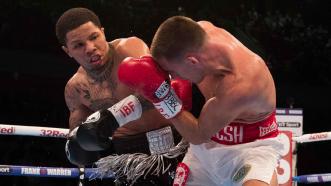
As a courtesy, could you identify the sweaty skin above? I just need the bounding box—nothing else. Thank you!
[63,22,169,138]
[156,20,278,186]
[157,21,276,144]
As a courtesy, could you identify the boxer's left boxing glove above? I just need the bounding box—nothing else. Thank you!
[171,78,192,111]
[118,56,183,119]
[76,95,142,151]
[65,127,101,166]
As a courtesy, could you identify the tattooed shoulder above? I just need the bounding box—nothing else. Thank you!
[64,79,82,112]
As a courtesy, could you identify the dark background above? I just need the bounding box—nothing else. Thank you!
[0,0,330,185]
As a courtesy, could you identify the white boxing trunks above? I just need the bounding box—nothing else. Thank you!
[173,112,284,186]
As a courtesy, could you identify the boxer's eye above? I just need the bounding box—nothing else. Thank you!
[73,43,84,49]
[90,33,99,41]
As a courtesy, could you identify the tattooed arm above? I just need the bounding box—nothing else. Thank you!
[64,80,102,166]
[64,81,92,131]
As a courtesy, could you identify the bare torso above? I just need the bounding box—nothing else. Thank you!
[65,38,169,137]
[197,21,276,123]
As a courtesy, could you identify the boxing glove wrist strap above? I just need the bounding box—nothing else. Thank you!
[153,88,183,119]
[107,95,142,126]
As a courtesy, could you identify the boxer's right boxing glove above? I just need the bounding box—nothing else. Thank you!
[76,95,142,151]
[118,56,183,119]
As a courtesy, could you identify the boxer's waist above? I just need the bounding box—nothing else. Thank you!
[112,126,182,155]
[211,112,278,145]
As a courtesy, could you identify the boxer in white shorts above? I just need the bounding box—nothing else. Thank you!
[179,112,283,186]
[117,16,284,186]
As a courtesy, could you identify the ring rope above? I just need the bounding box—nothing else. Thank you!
[0,165,114,179]
[292,131,331,143]
[2,124,331,184]
[0,124,68,138]
[1,165,330,183]
[293,173,331,183]
[2,124,331,143]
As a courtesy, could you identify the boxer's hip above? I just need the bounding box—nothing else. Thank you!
[211,111,279,145]
[186,135,283,185]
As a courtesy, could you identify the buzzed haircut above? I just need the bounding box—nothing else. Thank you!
[55,7,101,45]
[151,16,206,61]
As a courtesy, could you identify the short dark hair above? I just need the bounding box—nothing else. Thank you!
[55,7,101,45]
[151,16,206,61]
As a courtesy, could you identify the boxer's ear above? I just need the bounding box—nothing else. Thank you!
[62,46,73,58]
[186,55,200,65]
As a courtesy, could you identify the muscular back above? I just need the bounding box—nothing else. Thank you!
[197,21,276,124]
[65,37,169,137]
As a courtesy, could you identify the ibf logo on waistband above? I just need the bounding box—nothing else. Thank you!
[155,81,170,99]
[259,121,277,137]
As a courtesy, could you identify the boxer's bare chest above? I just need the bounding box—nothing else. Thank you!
[74,68,131,112]
[81,80,119,111]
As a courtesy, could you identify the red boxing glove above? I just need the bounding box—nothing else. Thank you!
[118,56,183,119]
[171,79,192,111]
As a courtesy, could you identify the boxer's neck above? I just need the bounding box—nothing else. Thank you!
[87,45,114,83]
